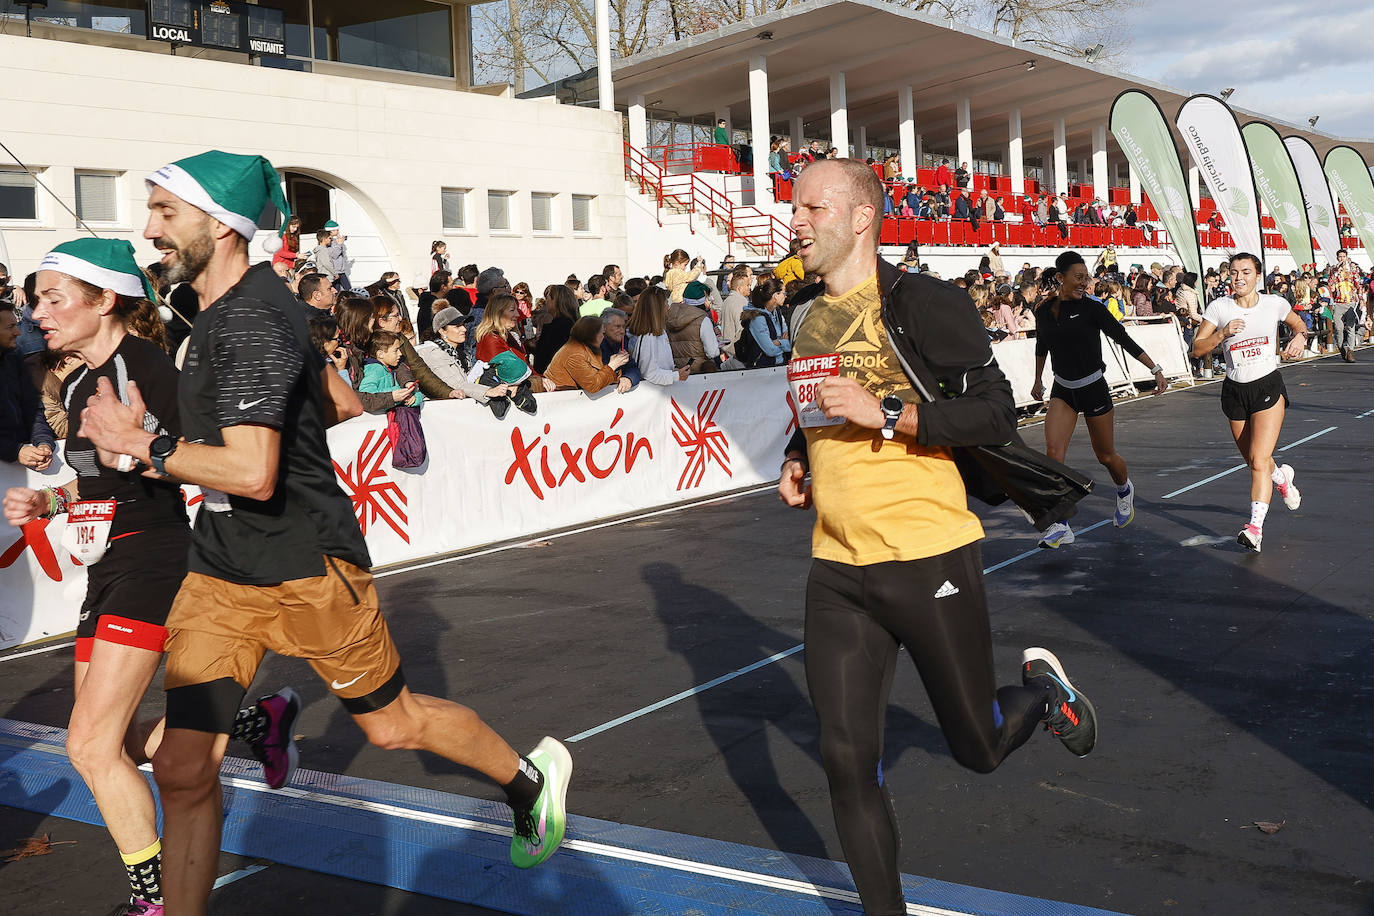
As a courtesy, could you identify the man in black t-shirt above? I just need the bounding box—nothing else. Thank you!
[81,151,572,915]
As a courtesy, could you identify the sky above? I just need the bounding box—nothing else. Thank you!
[1107,0,1374,138]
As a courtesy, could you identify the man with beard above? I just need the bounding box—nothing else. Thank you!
[777,158,1098,916]
[79,150,572,915]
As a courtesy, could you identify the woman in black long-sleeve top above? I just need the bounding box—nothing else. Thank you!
[1030,250,1169,548]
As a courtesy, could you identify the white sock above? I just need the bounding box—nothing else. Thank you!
[1249,501,1269,529]
[1270,465,1287,487]
[1117,478,1133,497]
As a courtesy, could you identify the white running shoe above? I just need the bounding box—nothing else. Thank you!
[1276,464,1301,511]
[1038,521,1075,549]
[1114,483,1135,528]
[1237,524,1262,553]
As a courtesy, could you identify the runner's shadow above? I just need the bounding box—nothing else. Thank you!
[642,562,949,868]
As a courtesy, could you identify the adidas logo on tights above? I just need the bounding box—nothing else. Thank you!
[934,580,960,599]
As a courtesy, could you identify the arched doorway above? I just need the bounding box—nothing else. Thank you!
[252,169,398,286]
[285,172,333,234]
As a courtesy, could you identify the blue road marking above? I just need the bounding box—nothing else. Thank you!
[0,718,1126,916]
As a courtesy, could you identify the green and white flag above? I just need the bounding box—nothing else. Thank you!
[1283,136,1341,267]
[1323,145,1374,257]
[1241,121,1315,269]
[1110,90,1202,277]
[1176,95,1263,261]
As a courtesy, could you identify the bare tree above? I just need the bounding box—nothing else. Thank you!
[976,0,1138,59]
[474,0,1134,90]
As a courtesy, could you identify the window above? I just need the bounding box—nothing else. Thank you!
[75,171,119,223]
[531,193,555,233]
[21,0,146,34]
[572,195,595,233]
[487,191,513,232]
[441,188,468,231]
[311,0,453,77]
[0,170,39,221]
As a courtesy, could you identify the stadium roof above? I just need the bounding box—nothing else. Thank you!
[528,0,1374,166]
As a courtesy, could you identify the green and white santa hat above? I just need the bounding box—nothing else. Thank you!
[145,150,289,241]
[39,238,156,301]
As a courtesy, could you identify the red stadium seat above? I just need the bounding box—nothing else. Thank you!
[916,220,935,246]
[978,224,994,245]
[898,218,916,244]
[880,220,898,245]
[931,222,950,245]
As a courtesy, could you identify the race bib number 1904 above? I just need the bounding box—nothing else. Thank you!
[788,354,845,428]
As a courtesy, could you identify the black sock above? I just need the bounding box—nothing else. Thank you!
[122,839,163,905]
[230,703,268,745]
[503,755,544,809]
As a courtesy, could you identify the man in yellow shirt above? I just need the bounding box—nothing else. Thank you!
[778,159,1098,916]
[772,238,805,284]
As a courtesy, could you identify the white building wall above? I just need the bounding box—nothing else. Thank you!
[0,34,627,295]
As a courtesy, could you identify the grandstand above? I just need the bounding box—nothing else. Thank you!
[532,0,1374,274]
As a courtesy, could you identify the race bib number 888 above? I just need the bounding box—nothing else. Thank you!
[788,354,845,428]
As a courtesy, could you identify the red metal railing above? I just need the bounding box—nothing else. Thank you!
[625,142,791,257]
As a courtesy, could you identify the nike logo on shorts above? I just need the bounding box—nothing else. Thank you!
[237,397,268,411]
[331,673,366,690]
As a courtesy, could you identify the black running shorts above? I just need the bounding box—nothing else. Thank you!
[75,527,189,663]
[1049,377,1114,418]
[1220,369,1288,421]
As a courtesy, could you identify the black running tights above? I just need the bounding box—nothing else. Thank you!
[804,544,1048,915]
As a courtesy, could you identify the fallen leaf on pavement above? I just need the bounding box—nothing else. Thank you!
[2,834,77,862]
[1254,820,1285,835]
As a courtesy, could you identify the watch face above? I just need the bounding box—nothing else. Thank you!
[151,435,176,458]
[882,396,904,413]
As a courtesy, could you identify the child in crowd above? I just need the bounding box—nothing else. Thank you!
[359,330,421,412]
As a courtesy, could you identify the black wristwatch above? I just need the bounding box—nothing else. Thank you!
[149,435,179,477]
[880,396,904,440]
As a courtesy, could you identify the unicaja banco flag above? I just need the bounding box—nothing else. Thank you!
[1241,122,1315,269]
[1323,146,1374,257]
[1283,136,1342,266]
[1176,96,1263,261]
[1110,90,1202,277]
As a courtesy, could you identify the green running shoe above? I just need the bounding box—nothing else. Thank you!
[510,736,572,869]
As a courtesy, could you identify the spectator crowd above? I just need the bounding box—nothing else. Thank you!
[5,221,1373,473]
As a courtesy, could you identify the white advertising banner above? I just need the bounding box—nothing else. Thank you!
[1,369,797,650]
[1,326,1194,651]
[1176,96,1264,260]
[1284,136,1343,266]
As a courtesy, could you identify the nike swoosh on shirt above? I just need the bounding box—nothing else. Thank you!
[331,673,366,690]
[237,397,269,411]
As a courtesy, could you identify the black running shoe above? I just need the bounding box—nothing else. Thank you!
[1022,647,1097,757]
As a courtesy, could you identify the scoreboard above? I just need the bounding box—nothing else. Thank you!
[147,0,286,56]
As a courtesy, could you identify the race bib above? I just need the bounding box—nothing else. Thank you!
[61,499,116,565]
[199,487,233,513]
[788,354,845,428]
[1228,334,1273,371]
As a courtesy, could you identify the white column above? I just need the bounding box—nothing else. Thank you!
[1189,165,1200,207]
[1128,164,1141,204]
[856,125,867,160]
[1053,119,1068,197]
[595,0,612,111]
[1092,124,1109,199]
[715,106,732,142]
[829,71,848,156]
[628,94,647,151]
[956,97,973,172]
[749,55,771,204]
[898,86,916,180]
[791,115,804,151]
[1008,108,1024,194]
